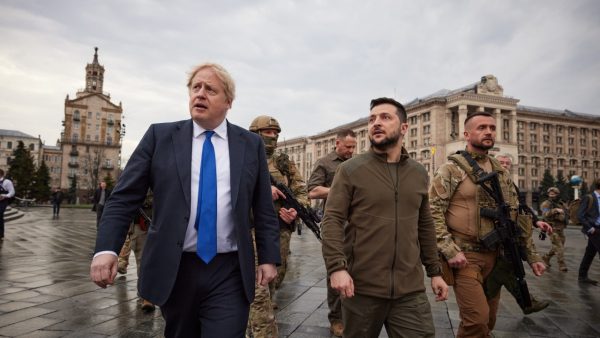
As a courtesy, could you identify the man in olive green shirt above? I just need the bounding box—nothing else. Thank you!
[322,97,448,338]
[307,129,356,337]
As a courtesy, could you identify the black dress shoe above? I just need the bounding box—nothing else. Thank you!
[578,277,598,285]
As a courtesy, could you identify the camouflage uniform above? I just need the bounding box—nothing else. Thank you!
[268,153,309,293]
[541,197,569,271]
[430,152,520,337]
[485,183,545,314]
[247,230,278,338]
[247,116,308,337]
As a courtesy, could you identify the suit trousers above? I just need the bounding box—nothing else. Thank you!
[454,251,500,338]
[161,252,249,338]
[578,233,600,278]
[341,291,434,338]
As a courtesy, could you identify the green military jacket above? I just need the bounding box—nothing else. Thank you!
[269,153,309,228]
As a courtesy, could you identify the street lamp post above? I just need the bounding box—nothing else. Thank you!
[570,175,583,200]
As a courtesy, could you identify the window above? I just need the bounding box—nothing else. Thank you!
[556,126,563,133]
[422,112,430,122]
[503,131,509,141]
[423,138,430,146]
[557,147,562,154]
[422,125,430,135]
[96,112,100,120]
[530,123,537,131]
[556,136,562,144]
[409,116,417,124]
[518,121,524,130]
[568,148,574,156]
[532,180,538,189]
[543,124,550,132]
[518,168,525,176]
[107,136,112,145]
[581,149,587,156]
[519,156,526,164]
[29,143,35,151]
[580,138,586,146]
[530,145,537,153]
[543,135,550,143]
[557,159,564,167]
[569,127,575,135]
[518,180,525,189]
[409,152,416,159]
[88,111,92,118]
[518,133,524,142]
[410,140,417,148]
[593,140,598,147]
[95,135,99,141]
[543,146,550,153]
[570,159,578,167]
[72,133,78,143]
[421,150,430,159]
[531,168,538,176]
[568,138,574,145]
[503,119,510,129]
[530,134,537,143]
[544,158,552,167]
[7,141,12,149]
[410,128,417,137]
[583,160,589,168]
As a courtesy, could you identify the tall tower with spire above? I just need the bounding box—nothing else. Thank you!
[54,47,124,202]
[85,47,105,93]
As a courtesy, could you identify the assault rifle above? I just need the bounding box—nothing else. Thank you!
[270,175,322,241]
[460,151,532,310]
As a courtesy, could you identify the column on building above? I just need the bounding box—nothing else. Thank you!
[458,105,468,140]
[510,110,517,144]
[495,108,502,140]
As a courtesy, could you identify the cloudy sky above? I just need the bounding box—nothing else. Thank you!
[1,0,599,163]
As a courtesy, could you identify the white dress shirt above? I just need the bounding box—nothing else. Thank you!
[183,119,237,253]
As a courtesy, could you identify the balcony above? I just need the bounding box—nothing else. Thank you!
[102,164,115,170]
[107,120,114,126]
[69,149,79,156]
[68,162,79,168]
[67,173,77,179]
[73,116,81,122]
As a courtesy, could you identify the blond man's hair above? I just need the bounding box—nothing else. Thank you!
[187,63,236,104]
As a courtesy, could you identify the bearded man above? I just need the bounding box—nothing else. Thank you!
[321,97,448,338]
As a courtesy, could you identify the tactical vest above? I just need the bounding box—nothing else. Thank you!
[269,153,292,211]
[447,153,516,244]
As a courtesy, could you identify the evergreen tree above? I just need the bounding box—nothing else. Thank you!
[540,169,555,201]
[32,160,51,202]
[68,174,78,204]
[103,173,115,190]
[555,171,570,202]
[7,141,36,198]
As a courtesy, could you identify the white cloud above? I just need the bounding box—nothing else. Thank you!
[1,0,599,162]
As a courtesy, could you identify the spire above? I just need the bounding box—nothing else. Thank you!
[93,47,99,64]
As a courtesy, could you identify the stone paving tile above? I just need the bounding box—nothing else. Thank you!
[1,208,600,337]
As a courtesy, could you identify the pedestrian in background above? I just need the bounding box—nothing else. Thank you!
[0,169,15,240]
[51,187,63,218]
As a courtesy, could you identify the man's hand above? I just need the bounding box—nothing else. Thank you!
[330,270,354,298]
[530,261,546,276]
[431,276,449,301]
[308,186,330,199]
[271,186,286,201]
[257,263,277,286]
[536,221,553,234]
[279,208,298,224]
[447,252,468,269]
[90,254,118,288]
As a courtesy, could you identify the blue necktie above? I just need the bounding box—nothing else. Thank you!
[195,131,217,263]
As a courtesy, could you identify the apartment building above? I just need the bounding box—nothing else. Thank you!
[277,75,600,206]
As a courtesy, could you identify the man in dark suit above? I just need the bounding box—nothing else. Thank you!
[92,181,111,228]
[90,63,280,337]
[577,177,600,285]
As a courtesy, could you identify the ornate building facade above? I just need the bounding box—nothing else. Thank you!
[277,75,600,206]
[55,48,124,201]
[0,130,42,172]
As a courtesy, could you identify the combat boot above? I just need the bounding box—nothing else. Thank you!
[559,262,568,272]
[523,297,550,314]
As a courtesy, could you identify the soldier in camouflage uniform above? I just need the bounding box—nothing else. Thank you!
[541,187,570,272]
[429,112,544,337]
[116,190,155,312]
[247,115,308,338]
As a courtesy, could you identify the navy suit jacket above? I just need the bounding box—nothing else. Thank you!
[579,192,600,234]
[94,119,281,306]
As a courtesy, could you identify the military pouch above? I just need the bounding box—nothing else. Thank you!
[439,253,455,286]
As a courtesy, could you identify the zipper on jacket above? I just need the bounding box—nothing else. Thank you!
[387,162,399,298]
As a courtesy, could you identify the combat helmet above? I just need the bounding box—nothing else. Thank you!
[249,115,281,133]
[547,187,560,194]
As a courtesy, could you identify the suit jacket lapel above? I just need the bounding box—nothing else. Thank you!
[173,120,193,208]
[228,122,244,209]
